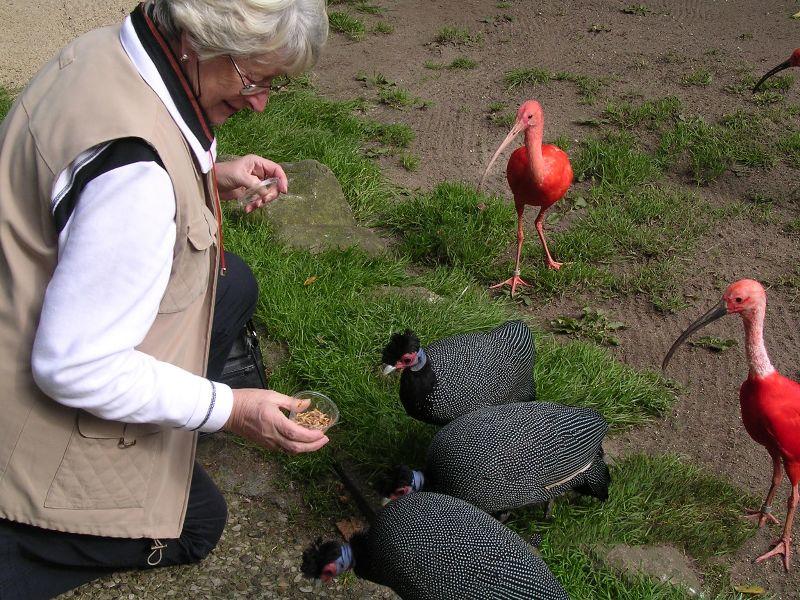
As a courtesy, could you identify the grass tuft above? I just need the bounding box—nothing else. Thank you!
[604,96,682,130]
[504,67,551,89]
[434,26,482,45]
[328,11,366,40]
[372,21,394,34]
[681,68,713,87]
[447,56,478,70]
[378,87,420,110]
[574,133,661,193]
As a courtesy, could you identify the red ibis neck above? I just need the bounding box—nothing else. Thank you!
[524,126,546,187]
[743,305,775,378]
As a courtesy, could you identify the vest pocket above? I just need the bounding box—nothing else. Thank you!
[43,412,162,510]
[159,205,217,314]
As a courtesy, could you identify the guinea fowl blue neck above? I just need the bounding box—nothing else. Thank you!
[409,347,427,371]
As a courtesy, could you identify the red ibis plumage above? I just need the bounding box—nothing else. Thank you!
[478,100,573,296]
[663,279,800,571]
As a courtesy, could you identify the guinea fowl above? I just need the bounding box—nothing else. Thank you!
[381,320,536,425]
[301,492,568,600]
[381,401,610,514]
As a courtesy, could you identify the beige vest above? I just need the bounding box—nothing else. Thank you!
[0,24,219,538]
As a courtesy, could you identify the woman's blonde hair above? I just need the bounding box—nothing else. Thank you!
[146,0,328,74]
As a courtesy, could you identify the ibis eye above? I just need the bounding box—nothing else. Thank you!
[735,297,742,303]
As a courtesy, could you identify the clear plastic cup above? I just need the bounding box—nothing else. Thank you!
[239,177,280,207]
[288,391,340,432]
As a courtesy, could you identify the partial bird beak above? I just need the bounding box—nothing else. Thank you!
[752,59,791,93]
[382,364,397,375]
[662,300,728,371]
[478,121,525,192]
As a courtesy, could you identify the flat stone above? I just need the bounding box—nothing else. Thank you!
[594,543,703,596]
[246,159,388,257]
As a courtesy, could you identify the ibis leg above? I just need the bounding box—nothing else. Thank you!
[534,207,562,270]
[490,205,530,296]
[745,456,783,527]
[755,482,798,571]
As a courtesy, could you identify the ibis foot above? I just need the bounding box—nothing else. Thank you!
[755,537,792,572]
[490,272,530,297]
[744,507,780,527]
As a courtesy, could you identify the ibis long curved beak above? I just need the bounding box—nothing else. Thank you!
[752,60,791,93]
[662,300,728,371]
[478,120,524,192]
[382,364,397,375]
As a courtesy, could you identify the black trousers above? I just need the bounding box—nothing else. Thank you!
[0,252,258,600]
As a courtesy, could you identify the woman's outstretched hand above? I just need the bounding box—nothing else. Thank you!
[225,389,329,454]
[214,154,289,212]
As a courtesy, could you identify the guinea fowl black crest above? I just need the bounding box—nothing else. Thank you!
[301,538,341,579]
[378,464,414,497]
[381,329,420,364]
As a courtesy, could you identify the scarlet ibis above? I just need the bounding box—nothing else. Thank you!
[478,99,573,296]
[663,279,800,571]
[753,48,800,92]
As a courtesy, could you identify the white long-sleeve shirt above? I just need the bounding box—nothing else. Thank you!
[30,14,234,432]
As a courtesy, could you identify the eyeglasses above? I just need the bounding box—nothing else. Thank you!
[228,55,270,96]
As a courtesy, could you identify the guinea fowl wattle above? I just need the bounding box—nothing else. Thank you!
[301,492,568,600]
[381,320,536,425]
[382,401,611,513]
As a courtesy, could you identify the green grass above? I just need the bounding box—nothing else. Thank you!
[434,26,482,45]
[550,307,625,346]
[681,68,713,87]
[522,454,757,598]
[657,112,776,184]
[399,153,420,171]
[378,87,419,109]
[353,1,383,14]
[447,56,478,70]
[328,11,366,40]
[621,3,651,15]
[0,87,13,121]
[778,131,800,167]
[363,121,415,148]
[383,182,516,279]
[604,96,682,130]
[504,67,551,89]
[573,132,661,193]
[372,21,394,34]
[502,67,607,103]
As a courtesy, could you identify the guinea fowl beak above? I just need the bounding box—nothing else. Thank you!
[382,364,397,375]
[662,300,728,371]
[478,120,525,192]
[753,59,791,93]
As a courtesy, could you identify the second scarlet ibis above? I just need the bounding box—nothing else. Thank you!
[663,279,800,571]
[478,100,573,296]
[753,48,800,92]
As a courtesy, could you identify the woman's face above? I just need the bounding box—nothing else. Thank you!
[193,54,282,125]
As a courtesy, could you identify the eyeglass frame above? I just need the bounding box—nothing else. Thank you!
[227,55,271,96]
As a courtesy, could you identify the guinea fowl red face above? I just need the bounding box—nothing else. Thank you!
[382,351,418,374]
[321,563,337,582]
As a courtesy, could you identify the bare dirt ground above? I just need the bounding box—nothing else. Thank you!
[3,0,800,598]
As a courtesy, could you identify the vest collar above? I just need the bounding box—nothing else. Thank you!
[120,5,216,173]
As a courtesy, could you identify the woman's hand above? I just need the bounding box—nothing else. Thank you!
[214,155,289,213]
[224,388,329,454]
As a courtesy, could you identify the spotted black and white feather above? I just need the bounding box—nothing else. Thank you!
[302,492,568,600]
[382,320,536,425]
[385,401,610,513]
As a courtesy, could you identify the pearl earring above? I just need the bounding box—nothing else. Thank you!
[180,53,189,62]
